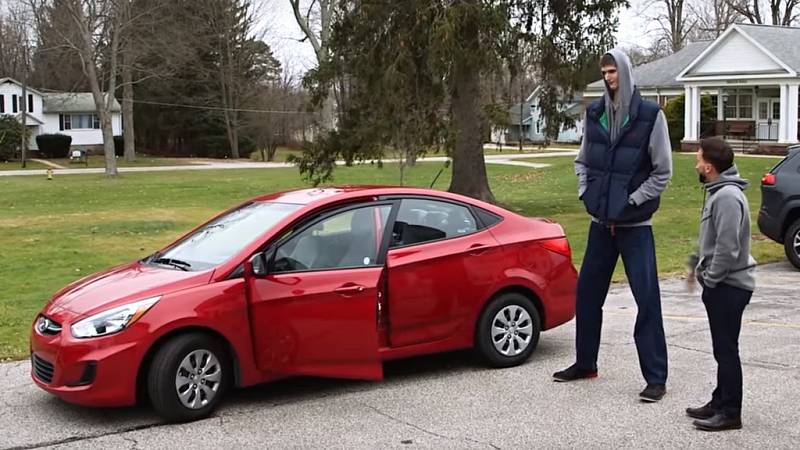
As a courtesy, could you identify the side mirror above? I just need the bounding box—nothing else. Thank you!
[247,252,268,277]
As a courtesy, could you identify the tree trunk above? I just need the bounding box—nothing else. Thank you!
[448,56,494,203]
[100,110,117,174]
[122,63,135,162]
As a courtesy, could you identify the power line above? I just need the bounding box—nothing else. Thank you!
[131,99,312,115]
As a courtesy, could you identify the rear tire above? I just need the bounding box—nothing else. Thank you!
[475,293,541,368]
[784,218,800,270]
[147,333,230,422]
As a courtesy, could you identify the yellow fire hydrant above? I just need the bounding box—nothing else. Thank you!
[46,168,53,180]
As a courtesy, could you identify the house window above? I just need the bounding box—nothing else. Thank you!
[0,95,4,113]
[12,95,17,113]
[723,89,753,119]
[64,114,100,130]
[28,94,33,113]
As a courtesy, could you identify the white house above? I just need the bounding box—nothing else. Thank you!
[0,77,122,152]
[677,23,800,152]
[584,23,800,154]
[501,86,584,144]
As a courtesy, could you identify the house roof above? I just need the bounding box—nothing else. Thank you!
[586,41,713,92]
[508,102,532,126]
[42,92,121,113]
[721,23,800,73]
[0,77,44,96]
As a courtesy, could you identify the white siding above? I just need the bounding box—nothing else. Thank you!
[690,31,786,76]
[0,82,46,124]
[42,112,122,146]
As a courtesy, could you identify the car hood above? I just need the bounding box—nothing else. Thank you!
[44,262,213,319]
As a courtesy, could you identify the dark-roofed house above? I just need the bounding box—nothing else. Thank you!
[677,23,800,152]
[500,86,584,144]
[0,77,122,152]
[584,23,800,153]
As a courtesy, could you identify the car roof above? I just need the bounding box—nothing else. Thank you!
[251,186,496,209]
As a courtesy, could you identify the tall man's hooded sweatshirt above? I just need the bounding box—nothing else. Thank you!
[575,49,672,226]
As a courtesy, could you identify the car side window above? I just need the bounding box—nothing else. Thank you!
[390,199,478,248]
[272,205,391,273]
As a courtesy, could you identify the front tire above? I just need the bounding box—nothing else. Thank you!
[785,218,800,270]
[475,293,541,368]
[147,333,230,422]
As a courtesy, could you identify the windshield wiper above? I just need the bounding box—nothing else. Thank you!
[151,257,192,271]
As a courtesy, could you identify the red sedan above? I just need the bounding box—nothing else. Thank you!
[31,186,577,422]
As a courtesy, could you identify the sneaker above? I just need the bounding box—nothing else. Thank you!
[639,384,667,402]
[686,402,716,419]
[552,364,598,382]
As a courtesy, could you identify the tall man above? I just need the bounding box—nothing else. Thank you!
[553,49,672,403]
[686,137,756,431]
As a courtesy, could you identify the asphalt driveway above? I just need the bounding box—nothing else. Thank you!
[2,262,799,449]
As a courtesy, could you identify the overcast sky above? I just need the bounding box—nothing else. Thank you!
[263,1,655,77]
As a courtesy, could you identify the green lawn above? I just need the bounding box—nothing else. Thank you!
[0,154,785,360]
[44,155,204,168]
[0,160,49,171]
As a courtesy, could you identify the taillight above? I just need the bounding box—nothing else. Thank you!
[762,173,776,186]
[539,237,571,257]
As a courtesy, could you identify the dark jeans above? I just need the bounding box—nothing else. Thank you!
[575,221,668,385]
[702,283,752,418]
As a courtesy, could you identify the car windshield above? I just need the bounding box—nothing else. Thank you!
[150,201,301,271]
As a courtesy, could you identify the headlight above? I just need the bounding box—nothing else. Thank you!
[71,297,160,339]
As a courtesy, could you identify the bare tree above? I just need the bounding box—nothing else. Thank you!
[692,0,742,38]
[727,0,800,25]
[288,0,335,130]
[643,0,698,53]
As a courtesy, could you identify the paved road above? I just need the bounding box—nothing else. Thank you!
[0,151,579,177]
[2,262,799,449]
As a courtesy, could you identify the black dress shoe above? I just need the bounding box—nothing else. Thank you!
[552,364,598,382]
[686,403,715,419]
[693,413,742,431]
[639,384,666,402]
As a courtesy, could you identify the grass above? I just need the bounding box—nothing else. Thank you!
[44,155,203,169]
[0,154,785,360]
[0,160,49,171]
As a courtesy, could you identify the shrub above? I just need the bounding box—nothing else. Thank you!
[0,116,26,161]
[35,134,73,159]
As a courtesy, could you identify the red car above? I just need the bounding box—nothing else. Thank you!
[31,186,577,422]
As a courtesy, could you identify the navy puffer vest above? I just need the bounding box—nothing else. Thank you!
[582,90,661,224]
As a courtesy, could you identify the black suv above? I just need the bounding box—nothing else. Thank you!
[758,145,800,269]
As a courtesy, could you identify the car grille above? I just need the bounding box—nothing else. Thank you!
[32,354,55,384]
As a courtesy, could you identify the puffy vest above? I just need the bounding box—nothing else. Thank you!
[581,90,661,224]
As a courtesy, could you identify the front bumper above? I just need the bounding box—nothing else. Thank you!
[30,323,143,407]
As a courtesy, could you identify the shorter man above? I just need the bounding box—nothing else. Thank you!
[687,137,756,432]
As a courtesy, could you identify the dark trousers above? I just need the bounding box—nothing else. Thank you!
[702,283,751,417]
[575,221,668,385]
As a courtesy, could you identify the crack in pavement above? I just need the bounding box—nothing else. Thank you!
[3,421,165,450]
[667,343,798,371]
[361,402,501,449]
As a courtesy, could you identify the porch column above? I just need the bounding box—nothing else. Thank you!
[717,88,724,121]
[691,86,701,140]
[779,84,788,143]
[684,86,691,141]
[788,84,799,144]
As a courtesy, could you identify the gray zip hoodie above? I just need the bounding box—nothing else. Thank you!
[575,48,673,227]
[696,165,757,292]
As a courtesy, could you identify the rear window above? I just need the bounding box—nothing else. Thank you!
[770,146,800,174]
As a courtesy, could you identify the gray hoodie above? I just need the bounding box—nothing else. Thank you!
[575,49,673,227]
[696,165,757,292]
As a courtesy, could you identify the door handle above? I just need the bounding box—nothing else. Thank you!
[468,243,489,256]
[334,284,366,296]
